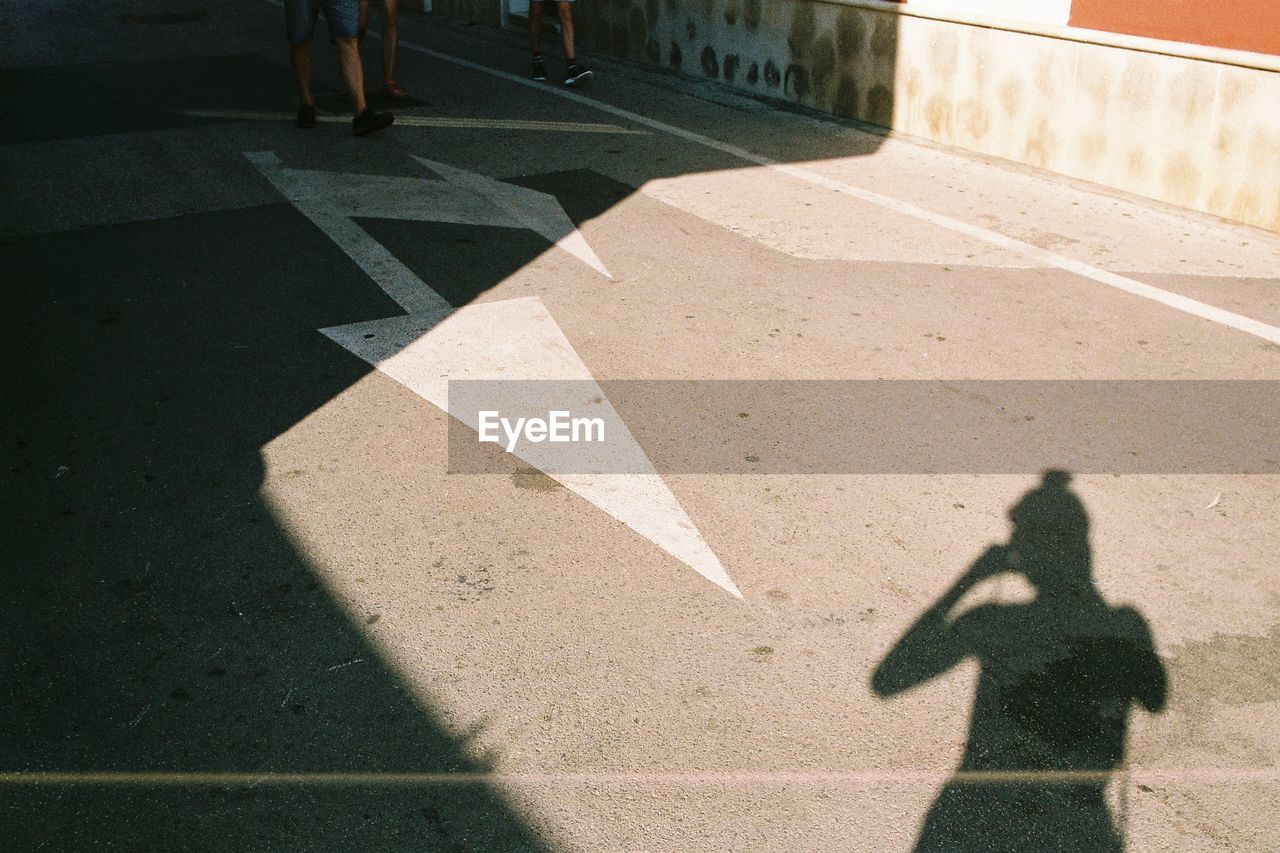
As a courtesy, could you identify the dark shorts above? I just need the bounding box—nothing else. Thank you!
[285,0,359,44]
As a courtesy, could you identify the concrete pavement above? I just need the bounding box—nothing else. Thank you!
[3,0,1279,849]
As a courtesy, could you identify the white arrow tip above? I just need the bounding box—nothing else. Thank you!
[688,548,742,598]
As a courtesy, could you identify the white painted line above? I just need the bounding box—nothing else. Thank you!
[179,108,646,134]
[389,35,1280,347]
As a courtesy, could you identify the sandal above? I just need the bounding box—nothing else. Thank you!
[383,79,408,98]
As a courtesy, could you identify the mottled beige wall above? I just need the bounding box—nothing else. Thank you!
[431,0,1280,232]
[573,0,900,127]
[891,14,1280,233]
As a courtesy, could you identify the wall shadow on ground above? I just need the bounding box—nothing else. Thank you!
[872,471,1167,851]
[0,202,555,849]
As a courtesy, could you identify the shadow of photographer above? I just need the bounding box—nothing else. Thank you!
[872,470,1167,851]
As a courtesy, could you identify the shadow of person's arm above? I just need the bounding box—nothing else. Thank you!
[871,546,1009,698]
[1117,606,1168,714]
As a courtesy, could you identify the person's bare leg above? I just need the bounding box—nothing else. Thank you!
[290,42,315,105]
[335,37,368,115]
[557,2,575,61]
[381,0,399,84]
[529,0,543,55]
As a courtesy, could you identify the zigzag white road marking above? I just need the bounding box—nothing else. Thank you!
[246,151,740,598]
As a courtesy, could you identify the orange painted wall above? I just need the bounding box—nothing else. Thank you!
[1069,0,1280,56]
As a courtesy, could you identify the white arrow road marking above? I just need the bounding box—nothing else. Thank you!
[245,151,611,282]
[245,151,740,597]
[179,109,648,135]
[412,156,612,281]
[247,151,451,314]
[322,301,741,598]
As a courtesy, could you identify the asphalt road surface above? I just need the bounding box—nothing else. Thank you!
[3,0,1279,849]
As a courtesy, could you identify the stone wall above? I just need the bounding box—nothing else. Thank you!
[575,0,899,128]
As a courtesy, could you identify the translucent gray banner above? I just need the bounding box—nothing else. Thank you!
[447,381,1280,474]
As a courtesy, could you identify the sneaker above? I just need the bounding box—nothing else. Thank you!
[564,63,593,87]
[531,56,547,82]
[352,108,394,136]
[295,103,316,129]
